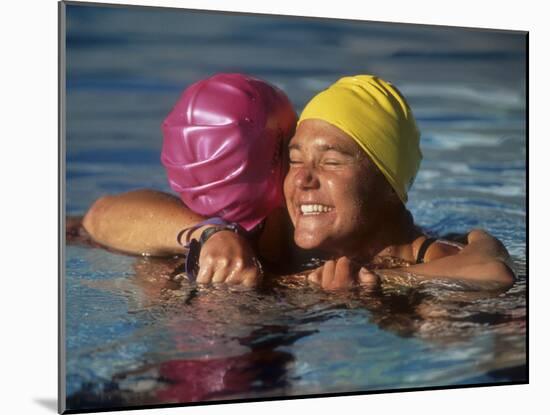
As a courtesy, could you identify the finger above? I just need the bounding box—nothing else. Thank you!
[358,267,380,288]
[225,260,246,285]
[196,260,214,285]
[322,260,336,289]
[333,257,355,289]
[307,268,322,285]
[211,262,229,284]
[242,268,262,288]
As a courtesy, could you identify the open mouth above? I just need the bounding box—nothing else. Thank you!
[299,204,334,215]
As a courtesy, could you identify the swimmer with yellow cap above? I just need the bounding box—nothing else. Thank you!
[284,74,514,290]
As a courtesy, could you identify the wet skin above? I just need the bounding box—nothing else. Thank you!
[284,118,395,258]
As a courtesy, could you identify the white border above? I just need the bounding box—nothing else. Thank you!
[3,0,544,414]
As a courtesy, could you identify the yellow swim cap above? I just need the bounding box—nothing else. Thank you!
[298,75,422,203]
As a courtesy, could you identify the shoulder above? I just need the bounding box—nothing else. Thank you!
[412,236,463,263]
[427,240,463,262]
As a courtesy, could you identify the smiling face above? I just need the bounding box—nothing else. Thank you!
[283,119,394,256]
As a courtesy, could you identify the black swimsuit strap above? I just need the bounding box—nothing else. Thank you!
[416,237,437,264]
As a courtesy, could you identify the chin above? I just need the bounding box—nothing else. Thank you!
[294,232,324,251]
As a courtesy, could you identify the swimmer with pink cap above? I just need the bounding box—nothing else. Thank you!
[80,73,297,286]
[161,73,297,232]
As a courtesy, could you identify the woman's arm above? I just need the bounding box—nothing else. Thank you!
[82,189,203,256]
[301,229,515,291]
[81,189,290,287]
[398,229,515,289]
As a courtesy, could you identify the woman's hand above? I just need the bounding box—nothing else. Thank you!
[306,256,380,291]
[195,230,262,288]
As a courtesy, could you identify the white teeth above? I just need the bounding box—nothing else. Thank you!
[300,204,333,215]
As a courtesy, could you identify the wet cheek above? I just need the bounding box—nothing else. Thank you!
[328,176,366,216]
[283,175,295,218]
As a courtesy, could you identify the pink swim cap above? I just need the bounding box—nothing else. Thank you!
[161,73,297,231]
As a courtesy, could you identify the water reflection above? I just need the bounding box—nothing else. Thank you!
[66,255,526,409]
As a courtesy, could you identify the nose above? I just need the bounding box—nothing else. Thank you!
[293,163,320,190]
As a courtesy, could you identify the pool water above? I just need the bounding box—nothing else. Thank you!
[63,4,526,412]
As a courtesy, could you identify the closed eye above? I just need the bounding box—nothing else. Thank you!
[322,159,342,165]
[289,148,303,165]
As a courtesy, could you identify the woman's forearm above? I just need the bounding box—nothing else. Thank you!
[384,230,515,289]
[391,253,514,288]
[82,189,205,256]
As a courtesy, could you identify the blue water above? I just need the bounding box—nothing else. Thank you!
[63,4,526,411]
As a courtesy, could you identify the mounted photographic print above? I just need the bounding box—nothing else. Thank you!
[59,1,527,413]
